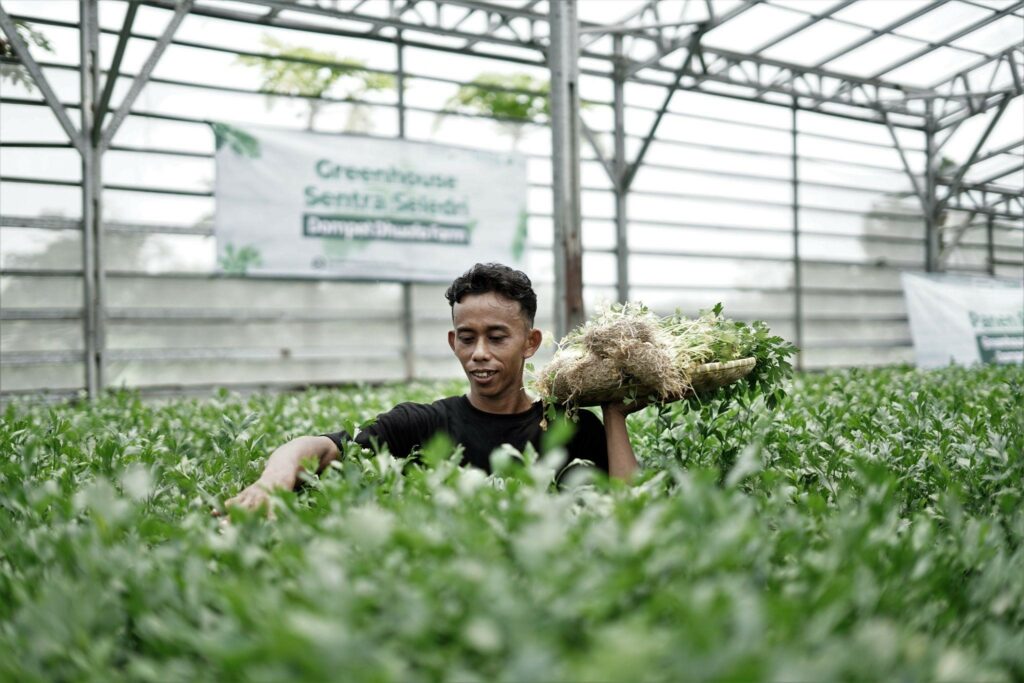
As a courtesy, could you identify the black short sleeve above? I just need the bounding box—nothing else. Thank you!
[322,401,446,460]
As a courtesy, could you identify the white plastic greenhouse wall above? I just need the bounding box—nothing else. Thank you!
[1,0,1022,398]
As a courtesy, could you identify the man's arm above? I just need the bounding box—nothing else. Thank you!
[218,435,341,514]
[601,403,642,482]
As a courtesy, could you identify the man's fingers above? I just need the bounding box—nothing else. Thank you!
[212,485,277,522]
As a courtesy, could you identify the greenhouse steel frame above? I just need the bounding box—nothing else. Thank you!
[0,0,1022,399]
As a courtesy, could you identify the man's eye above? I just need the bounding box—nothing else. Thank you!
[459,337,474,344]
[489,336,506,342]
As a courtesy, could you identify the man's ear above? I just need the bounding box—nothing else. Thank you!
[523,327,542,359]
[447,330,456,353]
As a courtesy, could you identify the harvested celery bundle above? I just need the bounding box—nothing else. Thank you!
[534,302,796,410]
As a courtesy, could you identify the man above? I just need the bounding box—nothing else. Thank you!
[223,263,640,513]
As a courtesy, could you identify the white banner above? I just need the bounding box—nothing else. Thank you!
[901,272,1023,368]
[213,123,528,281]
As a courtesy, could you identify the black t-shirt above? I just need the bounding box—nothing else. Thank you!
[323,396,609,483]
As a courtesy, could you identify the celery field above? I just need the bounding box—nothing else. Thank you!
[2,365,1023,682]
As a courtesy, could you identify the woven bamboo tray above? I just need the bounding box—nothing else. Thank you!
[551,357,757,407]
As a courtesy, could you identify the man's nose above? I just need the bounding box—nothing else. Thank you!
[472,338,492,360]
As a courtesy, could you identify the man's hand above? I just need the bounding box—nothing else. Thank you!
[602,395,651,418]
[215,475,289,518]
[212,435,339,520]
[601,400,646,482]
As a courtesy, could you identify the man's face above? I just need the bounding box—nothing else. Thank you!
[448,292,541,404]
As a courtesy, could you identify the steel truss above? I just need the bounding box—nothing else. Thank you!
[1,0,1022,397]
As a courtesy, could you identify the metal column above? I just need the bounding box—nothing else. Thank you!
[612,34,629,304]
[790,102,804,370]
[986,214,995,276]
[396,31,414,381]
[80,0,102,397]
[548,0,584,337]
[924,102,940,272]
[396,30,406,139]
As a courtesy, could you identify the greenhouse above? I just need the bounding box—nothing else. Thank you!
[1,1,1022,680]
[1,0,1020,397]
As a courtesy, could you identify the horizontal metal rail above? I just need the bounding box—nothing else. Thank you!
[0,92,924,178]
[0,173,937,222]
[7,8,934,130]
[2,345,405,365]
[5,212,1019,252]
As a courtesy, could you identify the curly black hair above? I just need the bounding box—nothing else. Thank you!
[445,263,537,326]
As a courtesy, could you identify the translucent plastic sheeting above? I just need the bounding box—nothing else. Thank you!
[101,277,404,311]
[802,291,908,317]
[802,319,912,345]
[798,234,926,265]
[0,275,83,309]
[1,320,83,353]
[1,363,85,393]
[800,262,906,291]
[802,345,915,369]
[104,320,405,352]
[628,255,795,290]
[0,183,82,220]
[104,357,407,389]
[629,288,797,319]
[800,208,925,240]
[0,227,81,270]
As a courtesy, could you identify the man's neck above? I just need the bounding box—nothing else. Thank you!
[467,386,533,414]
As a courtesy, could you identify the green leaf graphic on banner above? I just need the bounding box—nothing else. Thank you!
[211,122,261,159]
[219,243,263,274]
[323,235,372,260]
[512,209,528,260]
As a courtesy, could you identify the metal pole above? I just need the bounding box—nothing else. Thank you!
[613,34,629,304]
[548,0,584,337]
[791,100,803,371]
[986,214,995,276]
[924,101,940,272]
[396,30,406,139]
[80,0,100,398]
[401,282,415,381]
[396,31,412,380]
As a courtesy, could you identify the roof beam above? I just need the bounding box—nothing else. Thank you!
[811,0,952,70]
[0,5,84,153]
[113,0,1012,130]
[747,0,858,55]
[940,95,1011,211]
[99,0,193,151]
[972,161,1023,187]
[94,0,139,144]
[867,1,1024,81]
[931,45,1024,127]
[623,0,759,78]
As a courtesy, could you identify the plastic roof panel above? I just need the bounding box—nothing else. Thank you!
[831,0,936,29]
[760,20,874,66]
[952,14,1024,51]
[767,0,853,12]
[701,3,809,52]
[822,33,927,78]
[883,46,983,86]
[895,1,994,41]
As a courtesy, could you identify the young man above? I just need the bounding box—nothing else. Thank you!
[224,263,640,512]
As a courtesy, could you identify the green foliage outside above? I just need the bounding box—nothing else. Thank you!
[0,20,53,91]
[237,35,395,131]
[2,364,1023,681]
[217,243,263,274]
[445,72,551,122]
[440,72,552,149]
